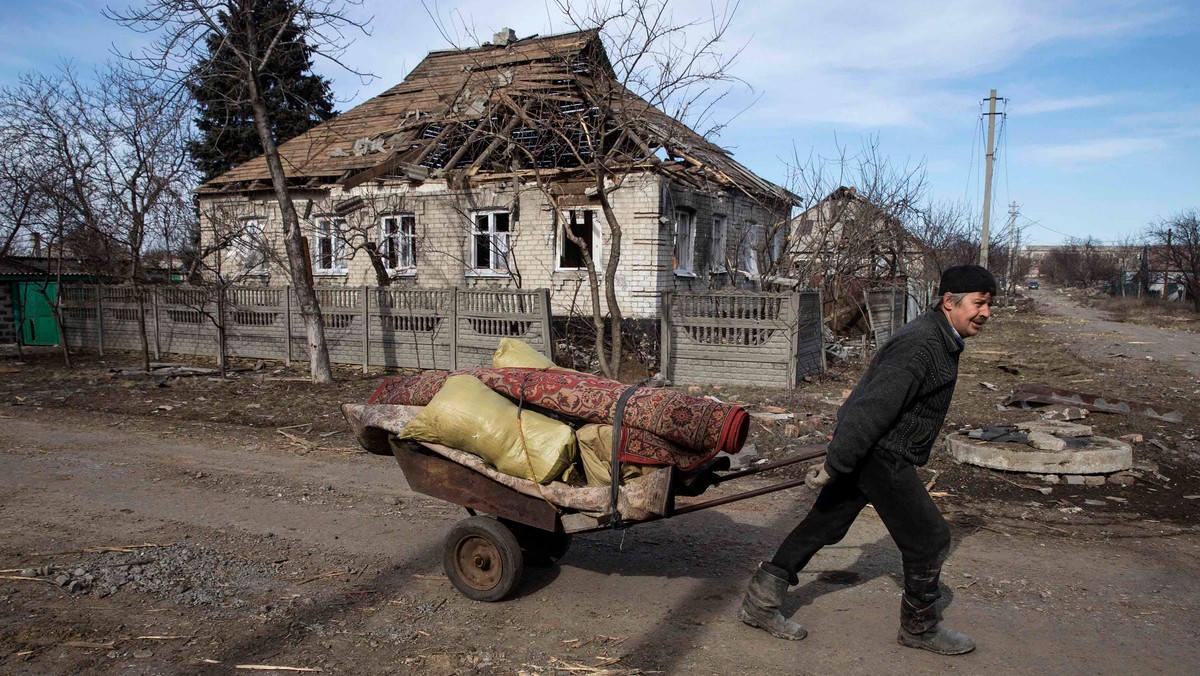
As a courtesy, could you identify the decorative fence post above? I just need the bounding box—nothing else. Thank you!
[539,288,553,362]
[152,286,161,360]
[283,285,292,367]
[449,287,459,370]
[787,292,801,388]
[96,285,104,356]
[361,284,370,373]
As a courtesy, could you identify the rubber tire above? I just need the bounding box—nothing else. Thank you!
[500,519,572,567]
[442,516,523,602]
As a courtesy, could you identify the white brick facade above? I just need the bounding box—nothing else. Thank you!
[197,172,790,319]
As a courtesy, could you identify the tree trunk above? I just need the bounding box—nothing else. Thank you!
[247,83,333,384]
[596,172,623,379]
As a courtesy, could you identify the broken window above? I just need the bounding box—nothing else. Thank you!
[381,214,417,273]
[314,217,347,273]
[470,210,510,272]
[674,209,696,275]
[231,218,267,275]
[710,215,727,273]
[558,209,598,270]
[740,224,762,277]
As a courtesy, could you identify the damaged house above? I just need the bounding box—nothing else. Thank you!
[196,28,796,320]
[787,186,930,333]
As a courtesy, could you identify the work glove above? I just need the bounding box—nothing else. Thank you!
[805,462,835,491]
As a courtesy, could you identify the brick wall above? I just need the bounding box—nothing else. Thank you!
[196,172,791,320]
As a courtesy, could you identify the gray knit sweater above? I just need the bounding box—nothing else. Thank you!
[825,309,964,474]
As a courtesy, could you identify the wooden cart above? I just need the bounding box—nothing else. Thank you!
[391,440,826,601]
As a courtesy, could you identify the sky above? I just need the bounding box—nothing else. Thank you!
[1,0,1197,247]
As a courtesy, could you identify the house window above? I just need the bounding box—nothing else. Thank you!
[313,217,347,273]
[558,209,598,270]
[381,214,417,273]
[740,224,761,277]
[710,215,727,272]
[232,218,267,275]
[470,210,510,272]
[674,209,695,275]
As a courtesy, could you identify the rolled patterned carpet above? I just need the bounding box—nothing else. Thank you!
[369,368,749,471]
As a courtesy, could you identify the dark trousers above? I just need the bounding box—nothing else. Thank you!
[770,451,952,632]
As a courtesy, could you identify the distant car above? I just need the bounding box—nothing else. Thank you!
[1026,280,1040,289]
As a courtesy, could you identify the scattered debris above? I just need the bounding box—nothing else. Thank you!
[980,382,998,391]
[1004,383,1184,423]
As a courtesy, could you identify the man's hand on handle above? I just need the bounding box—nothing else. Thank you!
[805,462,835,491]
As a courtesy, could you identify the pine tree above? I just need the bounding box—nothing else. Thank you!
[187,0,336,181]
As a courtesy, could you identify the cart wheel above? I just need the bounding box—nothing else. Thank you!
[443,516,523,602]
[500,519,572,567]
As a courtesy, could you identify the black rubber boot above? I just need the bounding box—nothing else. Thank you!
[738,563,807,640]
[897,594,975,655]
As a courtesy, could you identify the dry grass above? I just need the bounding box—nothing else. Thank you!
[1087,294,1198,328]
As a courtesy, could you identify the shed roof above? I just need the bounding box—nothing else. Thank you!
[200,29,795,205]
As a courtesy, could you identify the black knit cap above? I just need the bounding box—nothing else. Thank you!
[938,265,997,296]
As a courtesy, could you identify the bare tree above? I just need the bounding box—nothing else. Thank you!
[784,137,928,333]
[108,0,373,383]
[1146,209,1200,312]
[423,0,747,378]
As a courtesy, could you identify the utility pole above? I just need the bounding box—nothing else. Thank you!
[980,89,1000,269]
[1006,201,1019,302]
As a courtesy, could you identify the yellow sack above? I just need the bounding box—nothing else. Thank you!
[577,423,650,487]
[399,374,576,484]
[493,337,574,371]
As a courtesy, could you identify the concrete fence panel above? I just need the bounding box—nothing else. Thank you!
[454,288,554,369]
[661,289,824,388]
[59,284,554,374]
[370,287,455,371]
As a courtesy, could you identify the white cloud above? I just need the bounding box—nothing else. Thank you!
[1025,137,1166,165]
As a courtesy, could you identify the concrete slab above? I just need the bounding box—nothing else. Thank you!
[1015,420,1094,437]
[946,431,1132,475]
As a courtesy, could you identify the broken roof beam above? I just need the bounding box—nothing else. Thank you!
[341,152,430,190]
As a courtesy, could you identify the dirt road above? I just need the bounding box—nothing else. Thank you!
[2,408,1198,674]
[2,292,1200,674]
[1034,288,1200,379]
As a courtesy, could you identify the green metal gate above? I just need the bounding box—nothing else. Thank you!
[15,281,59,346]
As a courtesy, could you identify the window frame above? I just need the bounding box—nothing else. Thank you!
[673,208,696,277]
[710,214,728,273]
[740,223,762,278]
[231,217,268,276]
[467,209,512,276]
[380,213,417,276]
[556,208,601,271]
[312,216,348,275]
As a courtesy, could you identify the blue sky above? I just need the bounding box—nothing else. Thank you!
[2,0,1197,246]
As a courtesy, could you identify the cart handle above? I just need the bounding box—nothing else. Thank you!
[670,446,828,517]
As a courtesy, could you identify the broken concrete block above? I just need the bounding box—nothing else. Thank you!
[1083,475,1106,486]
[1119,433,1144,444]
[1028,430,1068,451]
[1015,420,1093,438]
[1061,407,1089,421]
[1039,474,1061,485]
[1065,475,1086,485]
[1108,473,1137,486]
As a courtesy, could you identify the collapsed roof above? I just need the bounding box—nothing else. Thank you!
[199,29,795,206]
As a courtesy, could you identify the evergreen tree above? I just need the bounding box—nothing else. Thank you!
[187,0,336,181]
